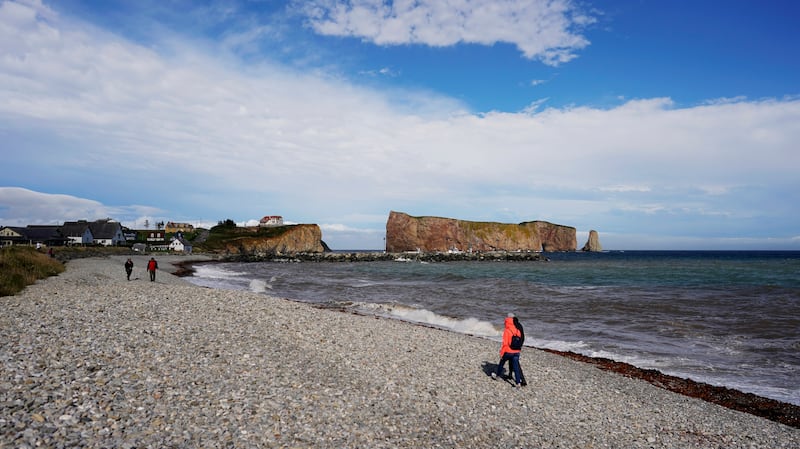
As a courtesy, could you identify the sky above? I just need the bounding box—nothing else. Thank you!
[1,0,799,250]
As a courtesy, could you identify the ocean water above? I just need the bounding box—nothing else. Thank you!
[184,251,800,406]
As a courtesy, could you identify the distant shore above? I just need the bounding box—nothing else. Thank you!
[1,255,797,447]
[208,249,551,263]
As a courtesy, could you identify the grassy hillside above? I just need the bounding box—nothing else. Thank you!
[0,246,65,296]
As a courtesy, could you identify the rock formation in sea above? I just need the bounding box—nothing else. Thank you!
[581,230,602,252]
[202,224,328,256]
[385,211,577,252]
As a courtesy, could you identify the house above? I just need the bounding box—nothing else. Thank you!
[88,219,126,246]
[26,225,68,246]
[2,225,67,247]
[122,229,138,241]
[61,221,94,246]
[168,236,192,253]
[165,221,194,233]
[140,230,166,242]
[259,215,284,227]
[0,226,26,246]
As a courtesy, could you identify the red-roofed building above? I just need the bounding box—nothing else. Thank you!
[259,216,283,227]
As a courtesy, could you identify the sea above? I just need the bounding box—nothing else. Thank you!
[183,250,800,406]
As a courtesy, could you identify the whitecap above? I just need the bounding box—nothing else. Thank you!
[351,302,501,338]
[249,279,268,293]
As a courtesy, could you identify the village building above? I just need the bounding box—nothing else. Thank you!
[165,221,194,233]
[88,219,126,246]
[61,221,95,245]
[0,226,26,246]
[122,229,138,241]
[259,215,284,227]
[26,226,67,246]
[0,225,66,247]
[168,235,193,253]
[141,230,166,243]
[2,219,129,247]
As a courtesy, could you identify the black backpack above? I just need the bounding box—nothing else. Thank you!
[510,317,525,350]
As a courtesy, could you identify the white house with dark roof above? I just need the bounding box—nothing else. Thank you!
[168,235,192,253]
[88,219,125,246]
[61,221,94,245]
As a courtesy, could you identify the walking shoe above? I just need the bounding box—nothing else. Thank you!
[491,373,497,380]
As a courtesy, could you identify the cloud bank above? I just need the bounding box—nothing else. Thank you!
[1,0,799,250]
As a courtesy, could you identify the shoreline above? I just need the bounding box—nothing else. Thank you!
[174,256,800,428]
[2,255,798,447]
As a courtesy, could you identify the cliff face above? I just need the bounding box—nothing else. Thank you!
[385,211,576,252]
[208,224,327,256]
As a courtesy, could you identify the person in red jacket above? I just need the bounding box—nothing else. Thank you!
[146,257,158,282]
[491,313,524,387]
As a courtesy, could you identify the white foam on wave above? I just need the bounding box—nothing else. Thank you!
[193,265,247,280]
[249,279,268,293]
[350,279,383,288]
[529,338,590,353]
[353,302,501,338]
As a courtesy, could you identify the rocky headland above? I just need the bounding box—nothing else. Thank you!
[385,211,577,253]
[199,223,328,256]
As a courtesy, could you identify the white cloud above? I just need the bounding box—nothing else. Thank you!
[0,187,164,228]
[358,66,399,77]
[599,185,651,193]
[300,0,594,65]
[1,1,799,249]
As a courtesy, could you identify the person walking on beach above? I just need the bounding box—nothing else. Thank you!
[146,257,158,282]
[491,313,526,387]
[124,258,134,281]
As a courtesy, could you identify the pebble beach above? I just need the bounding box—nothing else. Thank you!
[2,256,799,448]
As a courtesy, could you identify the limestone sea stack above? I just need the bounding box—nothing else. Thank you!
[385,211,577,252]
[582,229,603,252]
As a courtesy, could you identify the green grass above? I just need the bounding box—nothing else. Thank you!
[197,224,292,252]
[0,246,66,296]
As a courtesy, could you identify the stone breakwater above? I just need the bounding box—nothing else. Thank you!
[219,250,550,263]
[2,256,799,448]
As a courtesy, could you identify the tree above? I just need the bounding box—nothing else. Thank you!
[217,219,236,228]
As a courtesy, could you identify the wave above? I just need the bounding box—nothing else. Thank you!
[528,338,590,353]
[343,302,501,339]
[193,265,248,280]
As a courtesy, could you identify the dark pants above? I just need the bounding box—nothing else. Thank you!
[149,270,156,282]
[496,352,522,385]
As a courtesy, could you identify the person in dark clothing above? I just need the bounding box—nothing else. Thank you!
[124,258,134,281]
[512,316,527,386]
[146,257,158,282]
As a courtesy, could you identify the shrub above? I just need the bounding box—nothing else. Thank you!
[0,246,65,296]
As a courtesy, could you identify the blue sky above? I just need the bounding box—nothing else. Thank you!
[1,0,799,250]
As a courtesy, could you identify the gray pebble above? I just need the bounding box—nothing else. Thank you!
[1,256,798,448]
